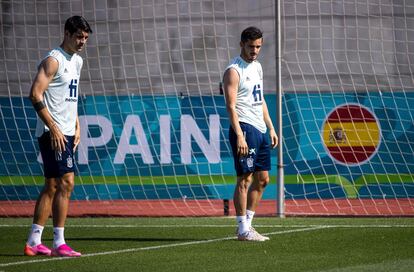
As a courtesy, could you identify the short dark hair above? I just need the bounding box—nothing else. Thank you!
[64,15,93,35]
[241,26,263,43]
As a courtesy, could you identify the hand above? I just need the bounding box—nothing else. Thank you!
[49,123,67,153]
[269,128,278,148]
[237,134,248,157]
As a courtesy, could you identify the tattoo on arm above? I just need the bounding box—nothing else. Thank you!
[33,101,46,112]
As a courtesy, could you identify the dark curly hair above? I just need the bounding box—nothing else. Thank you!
[64,15,93,35]
[241,26,263,42]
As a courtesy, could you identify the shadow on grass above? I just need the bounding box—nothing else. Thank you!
[0,237,197,258]
[66,237,198,242]
[0,254,38,257]
[34,236,197,243]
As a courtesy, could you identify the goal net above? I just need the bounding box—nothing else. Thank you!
[0,0,413,216]
[281,0,414,215]
[0,0,277,216]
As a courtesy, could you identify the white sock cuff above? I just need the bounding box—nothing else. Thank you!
[28,224,44,246]
[246,210,255,218]
[53,227,66,248]
[32,224,44,231]
[236,215,249,234]
[236,215,246,222]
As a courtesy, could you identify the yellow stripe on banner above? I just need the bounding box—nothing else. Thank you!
[323,122,380,147]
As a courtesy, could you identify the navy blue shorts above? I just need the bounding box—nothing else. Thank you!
[38,132,75,178]
[229,122,271,176]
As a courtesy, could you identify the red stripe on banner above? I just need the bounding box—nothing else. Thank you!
[1,199,414,217]
[327,105,376,122]
[327,146,377,164]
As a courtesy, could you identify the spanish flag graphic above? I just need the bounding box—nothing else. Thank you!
[322,104,381,165]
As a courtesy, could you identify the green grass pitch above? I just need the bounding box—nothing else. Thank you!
[0,217,413,272]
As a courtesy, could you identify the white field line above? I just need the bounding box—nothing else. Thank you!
[0,226,327,268]
[0,224,413,228]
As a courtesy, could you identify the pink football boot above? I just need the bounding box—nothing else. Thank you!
[24,244,52,256]
[51,244,81,257]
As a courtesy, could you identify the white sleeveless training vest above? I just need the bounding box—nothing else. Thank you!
[224,56,266,133]
[35,47,83,137]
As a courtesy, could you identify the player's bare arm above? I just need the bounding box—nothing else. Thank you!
[262,100,278,148]
[29,57,67,152]
[224,68,248,157]
[73,116,81,152]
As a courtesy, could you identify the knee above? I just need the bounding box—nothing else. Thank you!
[43,179,57,197]
[260,176,270,188]
[58,177,75,193]
[236,175,253,192]
[237,181,249,192]
[257,174,270,188]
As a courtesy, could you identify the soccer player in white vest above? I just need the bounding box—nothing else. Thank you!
[223,26,278,241]
[25,16,92,257]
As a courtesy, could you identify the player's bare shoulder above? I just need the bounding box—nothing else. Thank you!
[224,67,240,83]
[37,55,59,79]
